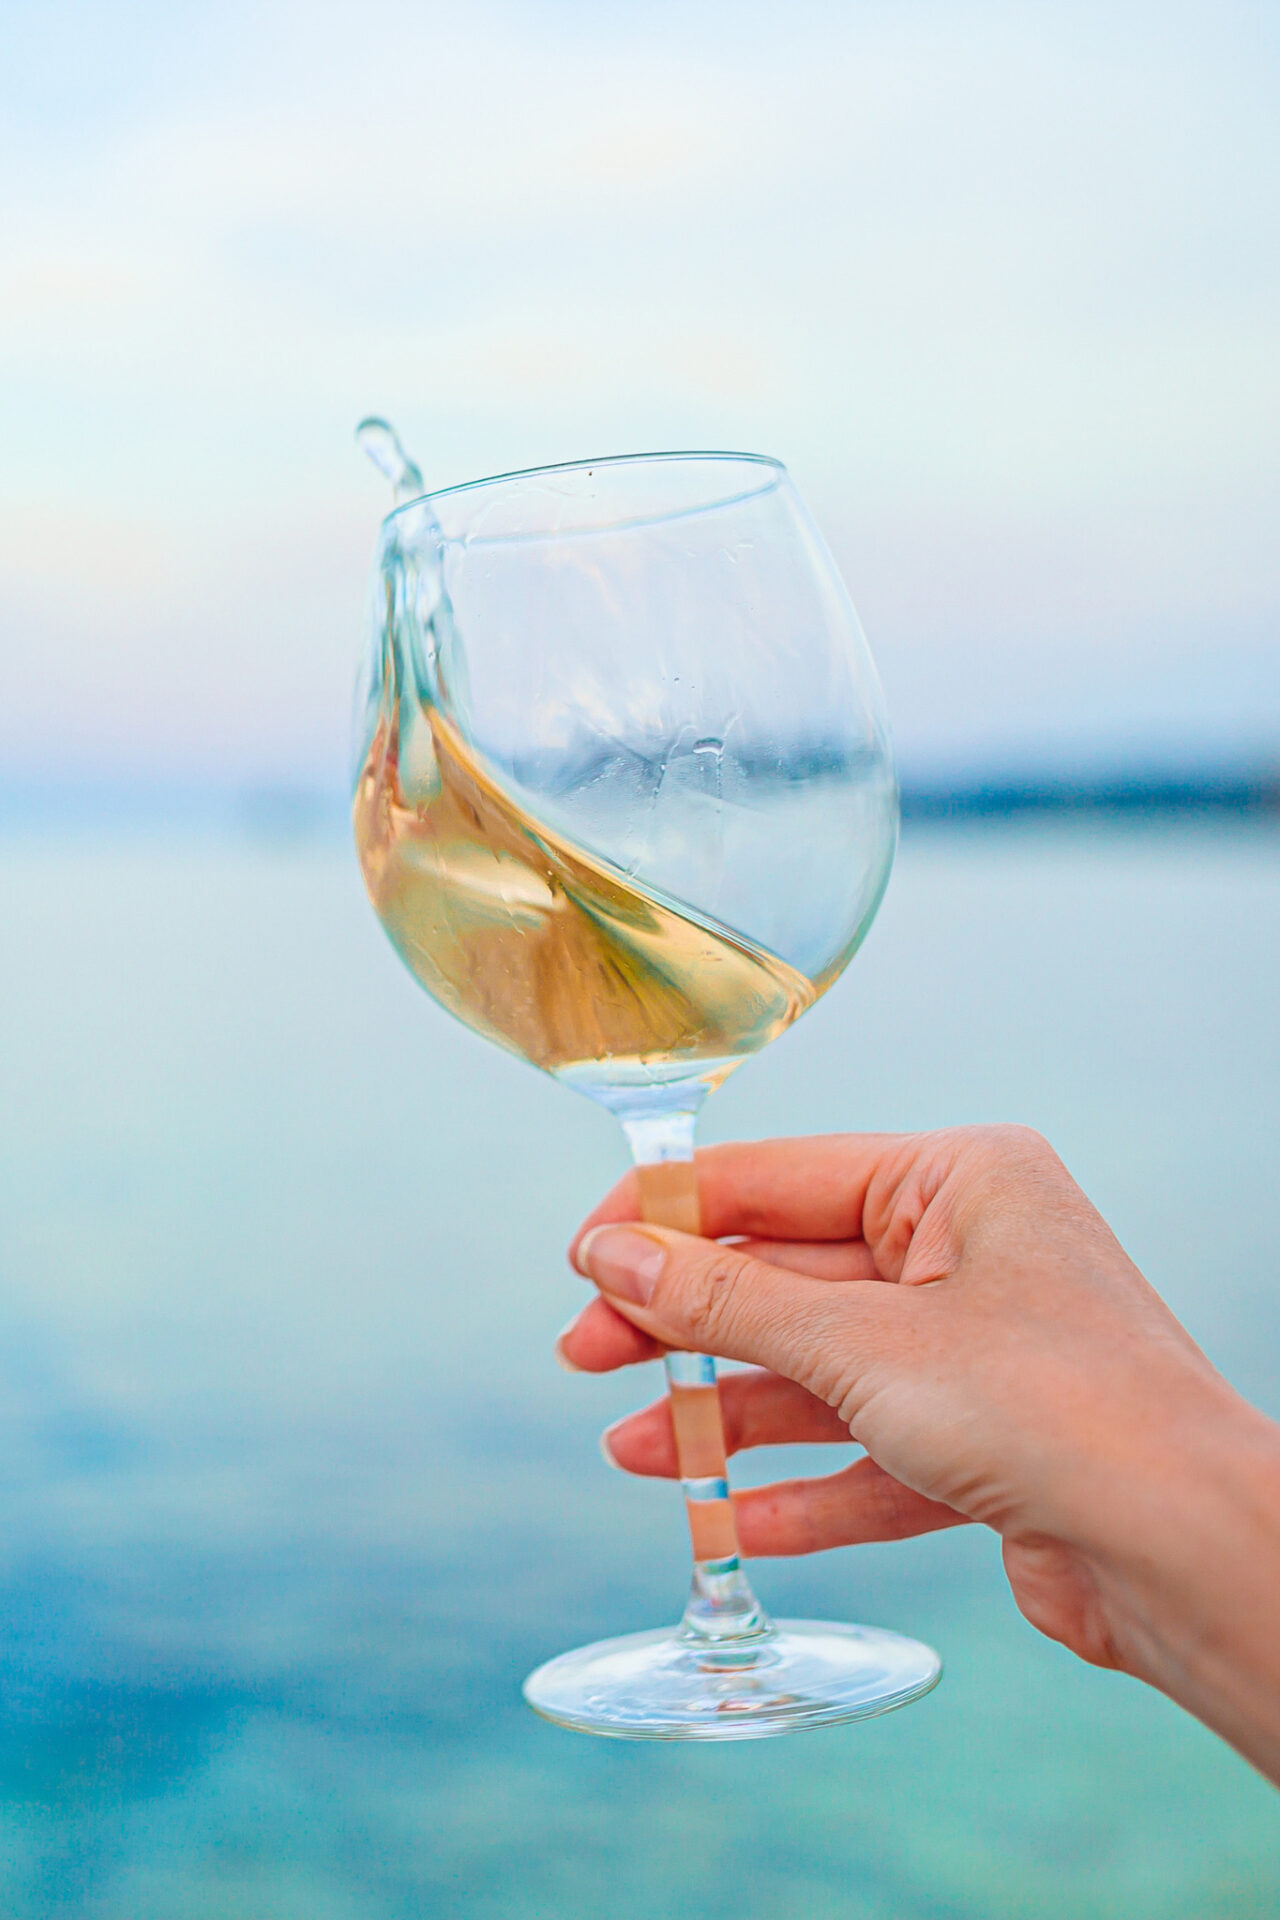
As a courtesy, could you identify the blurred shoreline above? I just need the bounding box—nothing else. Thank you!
[899,761,1280,824]
[1,759,1276,842]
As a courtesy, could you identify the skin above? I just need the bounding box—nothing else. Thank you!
[556,1126,1280,1786]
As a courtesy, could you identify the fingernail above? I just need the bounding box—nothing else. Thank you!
[577,1225,666,1308]
[553,1315,584,1372]
[599,1424,623,1469]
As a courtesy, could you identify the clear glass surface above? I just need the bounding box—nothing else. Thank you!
[352,448,940,1738]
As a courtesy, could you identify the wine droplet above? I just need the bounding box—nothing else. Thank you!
[356,417,426,505]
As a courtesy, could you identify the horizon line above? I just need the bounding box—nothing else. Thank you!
[1,757,1277,834]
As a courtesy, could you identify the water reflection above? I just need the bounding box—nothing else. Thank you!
[0,822,1277,1915]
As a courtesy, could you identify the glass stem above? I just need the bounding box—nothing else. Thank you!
[620,1107,772,1650]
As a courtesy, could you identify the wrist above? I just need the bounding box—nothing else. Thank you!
[1085,1385,1280,1782]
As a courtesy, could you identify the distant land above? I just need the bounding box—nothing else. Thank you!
[898,761,1280,823]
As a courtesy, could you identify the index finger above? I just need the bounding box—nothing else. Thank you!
[569,1132,920,1262]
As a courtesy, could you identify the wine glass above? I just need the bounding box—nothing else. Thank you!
[352,429,941,1739]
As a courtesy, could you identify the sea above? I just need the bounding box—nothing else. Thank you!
[0,813,1277,1918]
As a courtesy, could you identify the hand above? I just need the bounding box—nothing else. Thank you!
[557,1127,1280,1783]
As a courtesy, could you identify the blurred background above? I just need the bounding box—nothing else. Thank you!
[1,0,1278,1914]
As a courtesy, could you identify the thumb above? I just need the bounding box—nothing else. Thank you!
[574,1223,897,1405]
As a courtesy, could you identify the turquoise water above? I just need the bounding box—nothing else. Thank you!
[0,818,1277,1916]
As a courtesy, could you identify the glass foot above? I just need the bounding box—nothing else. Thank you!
[523,1619,942,1742]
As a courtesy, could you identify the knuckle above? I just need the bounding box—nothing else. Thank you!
[977,1122,1045,1155]
[683,1247,754,1347]
[966,1123,1059,1178]
[1007,1123,1050,1155]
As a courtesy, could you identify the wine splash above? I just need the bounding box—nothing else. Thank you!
[353,693,817,1099]
[356,417,426,505]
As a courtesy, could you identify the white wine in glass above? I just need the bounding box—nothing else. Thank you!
[352,426,941,1739]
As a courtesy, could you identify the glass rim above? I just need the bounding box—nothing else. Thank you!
[383,448,787,528]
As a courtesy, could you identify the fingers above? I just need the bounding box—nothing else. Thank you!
[554,1243,882,1377]
[574,1223,902,1404]
[569,1134,925,1261]
[735,1239,884,1283]
[595,1366,968,1554]
[603,1369,851,1475]
[553,1244,880,1375]
[569,1129,1069,1289]
[556,1295,663,1372]
[732,1457,969,1557]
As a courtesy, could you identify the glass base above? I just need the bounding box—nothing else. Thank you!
[523,1619,942,1742]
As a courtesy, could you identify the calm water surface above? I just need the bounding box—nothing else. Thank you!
[0,818,1277,1918]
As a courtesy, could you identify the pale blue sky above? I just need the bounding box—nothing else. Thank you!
[2,0,1277,788]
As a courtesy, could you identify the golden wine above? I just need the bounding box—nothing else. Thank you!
[353,696,816,1091]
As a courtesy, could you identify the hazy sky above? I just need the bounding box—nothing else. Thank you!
[2,0,1277,788]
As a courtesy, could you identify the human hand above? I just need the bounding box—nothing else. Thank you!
[557,1128,1280,1780]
